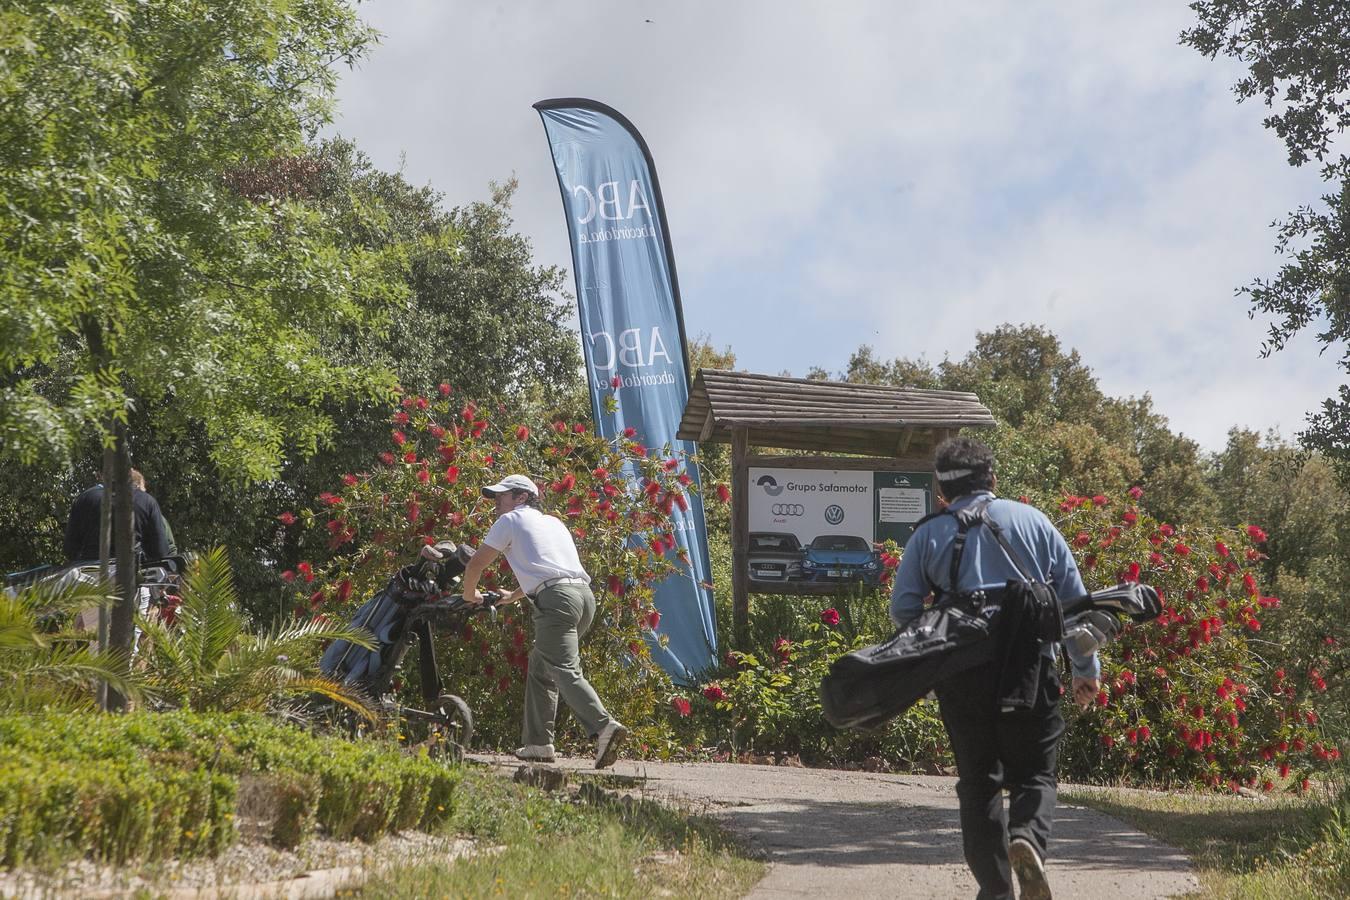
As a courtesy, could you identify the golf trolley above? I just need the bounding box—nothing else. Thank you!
[319,541,499,760]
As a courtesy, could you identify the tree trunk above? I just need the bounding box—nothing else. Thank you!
[106,422,138,711]
[98,443,114,710]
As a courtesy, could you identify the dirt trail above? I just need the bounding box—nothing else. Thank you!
[474,755,1197,899]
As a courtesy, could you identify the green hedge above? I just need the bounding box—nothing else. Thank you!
[0,712,461,868]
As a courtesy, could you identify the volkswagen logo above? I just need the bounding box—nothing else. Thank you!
[757,474,784,497]
[771,503,804,516]
[824,504,845,525]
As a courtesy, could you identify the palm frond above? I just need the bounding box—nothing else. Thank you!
[177,547,244,675]
[0,577,116,651]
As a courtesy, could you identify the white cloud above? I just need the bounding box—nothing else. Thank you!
[333,0,1343,451]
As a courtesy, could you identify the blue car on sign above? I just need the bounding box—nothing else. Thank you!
[801,534,882,585]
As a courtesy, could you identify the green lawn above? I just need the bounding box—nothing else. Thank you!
[1062,782,1350,899]
[355,767,764,899]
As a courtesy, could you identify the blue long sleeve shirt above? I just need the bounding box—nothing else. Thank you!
[889,491,1100,680]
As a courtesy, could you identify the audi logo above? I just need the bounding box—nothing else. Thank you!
[771,503,805,516]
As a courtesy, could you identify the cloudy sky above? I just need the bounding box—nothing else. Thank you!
[333,1,1341,451]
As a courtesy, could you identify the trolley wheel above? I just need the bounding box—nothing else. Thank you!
[433,693,473,759]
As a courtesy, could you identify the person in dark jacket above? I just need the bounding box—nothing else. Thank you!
[64,468,171,564]
[890,438,1099,900]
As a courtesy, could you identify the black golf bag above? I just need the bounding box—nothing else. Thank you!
[320,541,495,755]
[820,582,1163,731]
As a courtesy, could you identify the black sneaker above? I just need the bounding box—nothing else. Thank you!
[1009,837,1051,900]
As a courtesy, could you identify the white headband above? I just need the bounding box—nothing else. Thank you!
[936,468,974,480]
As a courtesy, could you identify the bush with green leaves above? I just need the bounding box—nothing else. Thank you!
[0,577,140,712]
[283,387,717,751]
[1054,490,1334,791]
[138,547,375,719]
[0,711,461,867]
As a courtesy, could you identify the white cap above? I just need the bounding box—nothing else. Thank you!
[481,474,539,498]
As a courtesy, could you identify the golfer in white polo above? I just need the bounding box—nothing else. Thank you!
[451,474,628,768]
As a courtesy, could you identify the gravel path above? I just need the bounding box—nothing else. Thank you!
[473,754,1198,899]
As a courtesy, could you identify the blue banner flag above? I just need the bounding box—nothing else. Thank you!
[535,98,716,682]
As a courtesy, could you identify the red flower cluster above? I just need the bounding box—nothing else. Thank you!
[820,607,841,627]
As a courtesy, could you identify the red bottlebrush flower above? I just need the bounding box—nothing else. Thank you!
[649,537,665,555]
[1121,510,1138,526]
[623,426,637,438]
[403,450,417,463]
[567,422,582,434]
[674,493,689,512]
[415,396,429,410]
[1279,762,1291,779]
[606,575,624,596]
[417,468,430,484]
[1125,562,1141,582]
[438,382,452,397]
[406,502,420,523]
[1247,525,1268,543]
[702,684,726,702]
[715,483,731,504]
[277,511,297,526]
[1095,690,1109,707]
[1127,485,1144,500]
[1092,494,1108,506]
[308,589,324,608]
[1101,734,1115,748]
[318,492,339,507]
[1083,554,1097,569]
[297,561,313,581]
[663,457,679,471]
[1159,524,1175,537]
[391,429,407,446]
[632,444,647,458]
[471,420,487,438]
[335,579,352,603]
[341,473,358,487]
[392,410,410,426]
[1138,725,1151,741]
[610,375,622,389]
[444,465,459,484]
[1196,576,1209,593]
[820,607,841,626]
[1149,552,1164,566]
[1215,540,1230,558]
[281,570,295,583]
[1173,543,1191,556]
[515,425,530,442]
[429,424,446,439]
[1073,532,1091,548]
[593,466,609,479]
[645,610,661,631]
[678,473,693,486]
[460,404,476,422]
[671,696,692,717]
[1242,572,1258,596]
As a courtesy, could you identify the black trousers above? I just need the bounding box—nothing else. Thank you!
[935,657,1065,900]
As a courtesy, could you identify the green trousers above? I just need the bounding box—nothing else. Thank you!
[523,582,614,747]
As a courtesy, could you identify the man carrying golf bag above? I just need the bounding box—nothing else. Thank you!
[890,438,1099,900]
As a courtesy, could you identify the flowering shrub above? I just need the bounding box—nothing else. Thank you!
[1055,492,1334,791]
[687,605,948,768]
[283,386,707,750]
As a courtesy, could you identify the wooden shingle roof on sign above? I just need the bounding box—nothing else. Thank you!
[677,369,996,457]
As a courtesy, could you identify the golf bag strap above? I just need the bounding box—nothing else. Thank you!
[942,498,1040,593]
